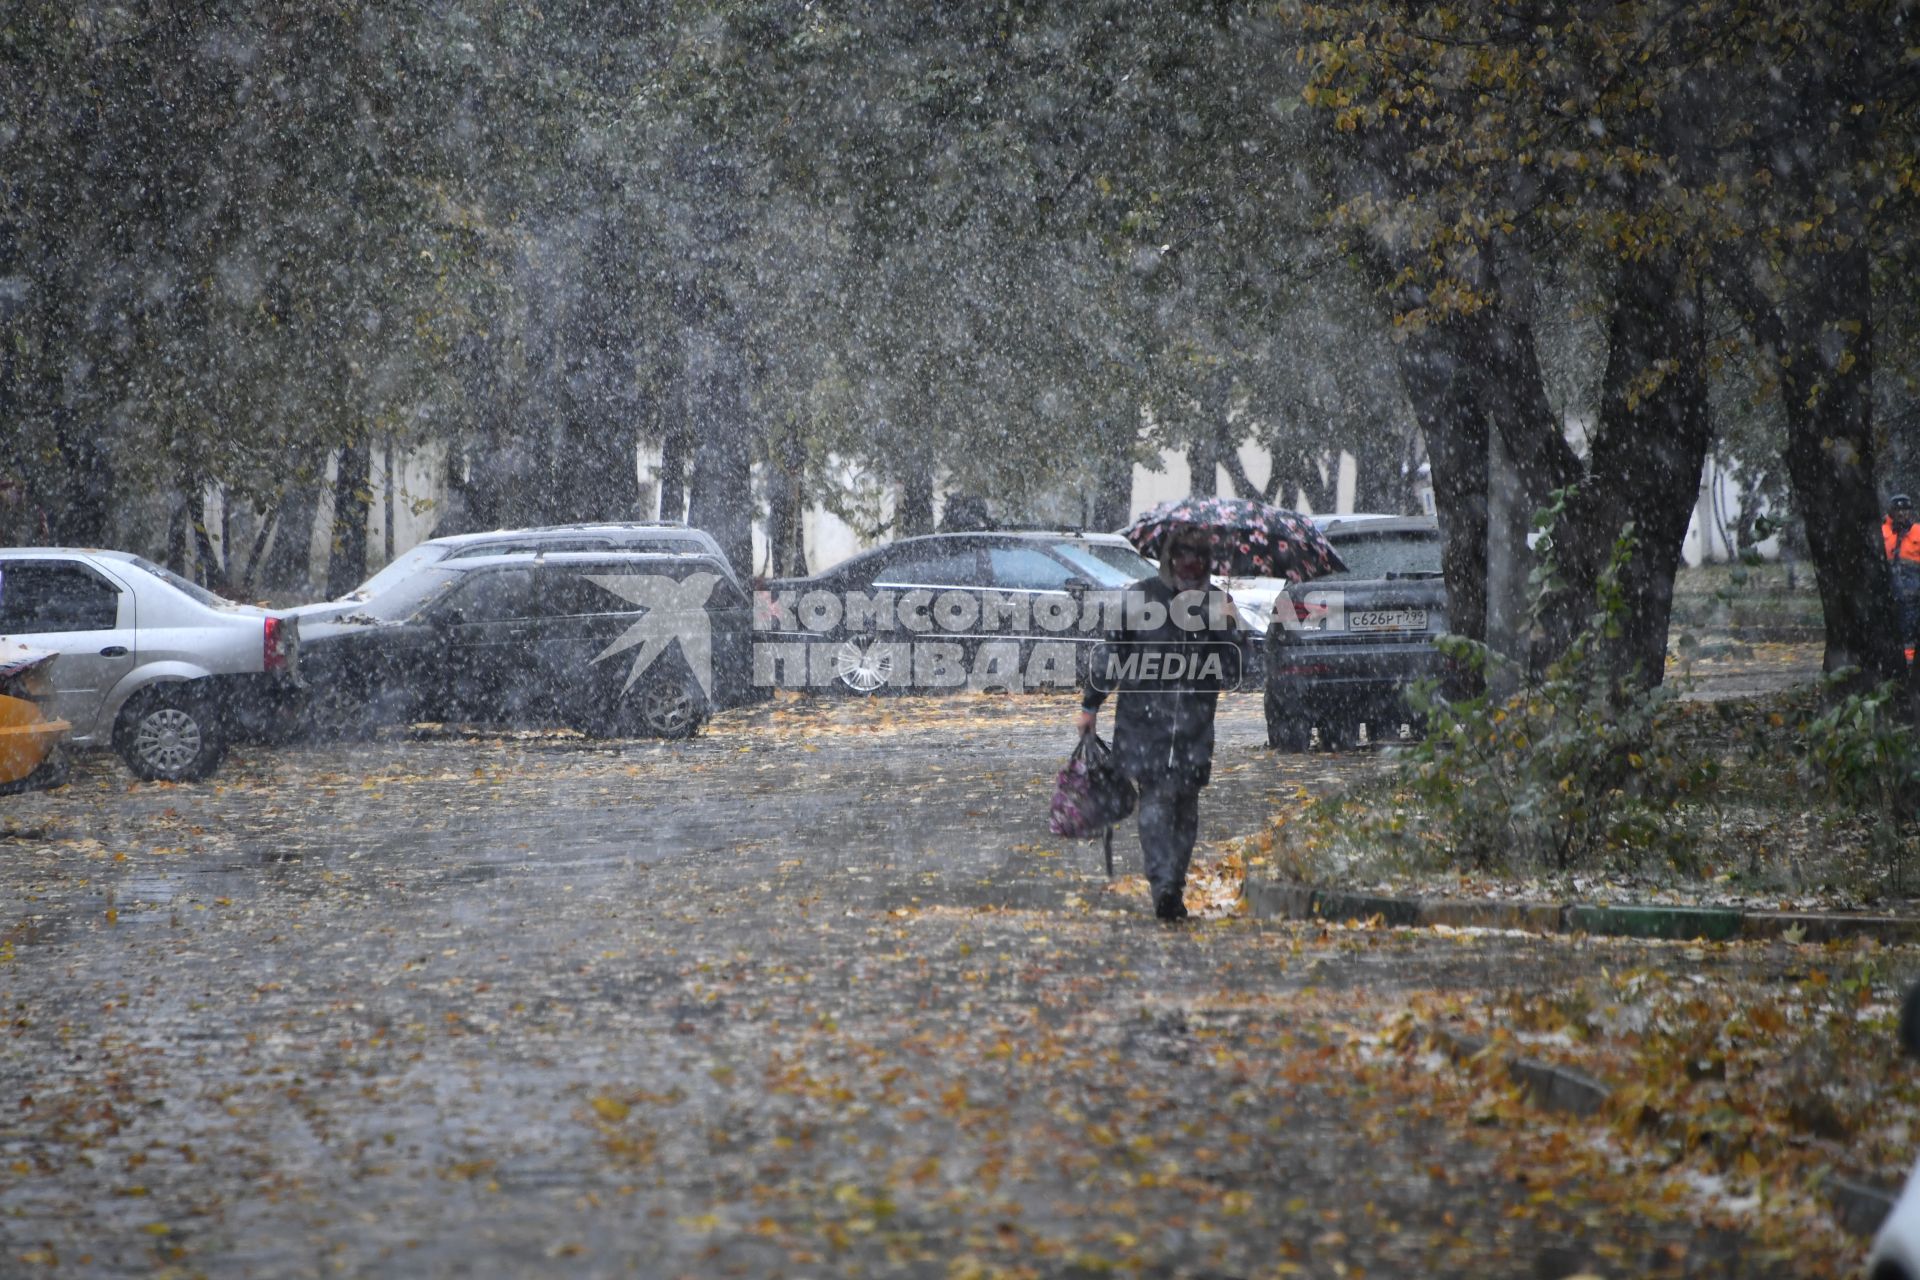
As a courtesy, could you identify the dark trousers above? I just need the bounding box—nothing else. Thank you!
[1138,782,1200,898]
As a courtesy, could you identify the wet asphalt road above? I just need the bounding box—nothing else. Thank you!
[0,688,1844,1277]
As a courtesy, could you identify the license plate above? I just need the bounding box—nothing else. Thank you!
[1349,608,1428,632]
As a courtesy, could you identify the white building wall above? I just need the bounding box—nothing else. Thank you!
[1130,445,1358,521]
[280,430,1778,591]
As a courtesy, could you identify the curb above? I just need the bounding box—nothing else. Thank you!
[1422,1025,1897,1238]
[1245,882,1920,945]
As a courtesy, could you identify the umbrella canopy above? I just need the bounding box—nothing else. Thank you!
[1123,496,1347,583]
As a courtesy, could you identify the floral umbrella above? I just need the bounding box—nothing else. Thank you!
[1123,496,1347,583]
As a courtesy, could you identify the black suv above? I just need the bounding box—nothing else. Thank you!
[761,530,1161,694]
[1263,516,1447,750]
[299,551,753,738]
[293,522,738,621]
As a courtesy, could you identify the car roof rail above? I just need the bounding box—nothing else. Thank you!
[977,523,1097,535]
[525,520,698,532]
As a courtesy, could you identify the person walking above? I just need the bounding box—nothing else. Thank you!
[1886,494,1920,656]
[1073,524,1242,921]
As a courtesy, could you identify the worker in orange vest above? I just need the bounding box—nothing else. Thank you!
[1887,494,1920,657]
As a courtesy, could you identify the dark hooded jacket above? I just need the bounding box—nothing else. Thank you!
[1079,571,1242,791]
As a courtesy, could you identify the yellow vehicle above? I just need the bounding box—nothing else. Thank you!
[0,647,70,794]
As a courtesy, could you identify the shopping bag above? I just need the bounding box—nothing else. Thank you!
[1047,733,1137,876]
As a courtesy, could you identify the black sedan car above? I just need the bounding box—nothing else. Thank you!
[300,551,754,738]
[1263,516,1446,751]
[760,530,1165,695]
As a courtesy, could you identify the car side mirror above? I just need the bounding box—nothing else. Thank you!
[432,608,466,629]
[1064,576,1095,593]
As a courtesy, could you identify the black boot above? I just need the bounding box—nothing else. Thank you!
[1153,889,1188,922]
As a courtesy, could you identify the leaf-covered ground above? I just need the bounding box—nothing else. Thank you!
[0,689,1874,1276]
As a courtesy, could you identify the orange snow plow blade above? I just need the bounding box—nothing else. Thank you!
[0,693,68,785]
[0,648,71,791]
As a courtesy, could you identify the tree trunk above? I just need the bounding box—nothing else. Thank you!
[1219,420,1276,507]
[265,446,337,596]
[462,421,534,531]
[897,462,935,537]
[764,418,808,579]
[1090,416,1136,530]
[326,435,372,599]
[658,415,691,523]
[1350,433,1400,514]
[47,411,112,545]
[1456,289,1581,677]
[187,481,230,595]
[683,307,754,579]
[165,497,189,577]
[383,434,397,564]
[236,507,277,599]
[1480,293,1582,518]
[1392,325,1490,649]
[1186,430,1222,498]
[556,411,639,525]
[1554,261,1715,688]
[1780,246,1902,685]
[1261,437,1333,513]
[1720,243,1903,686]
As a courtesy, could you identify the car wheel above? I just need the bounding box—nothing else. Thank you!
[635,672,706,739]
[115,685,228,782]
[304,684,377,741]
[831,637,898,695]
[1265,689,1312,751]
[582,669,709,740]
[1317,719,1359,753]
[1267,713,1311,752]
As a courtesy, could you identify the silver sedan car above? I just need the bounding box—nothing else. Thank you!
[0,549,301,781]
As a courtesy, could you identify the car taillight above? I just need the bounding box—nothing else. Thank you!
[1279,597,1327,632]
[264,616,293,673]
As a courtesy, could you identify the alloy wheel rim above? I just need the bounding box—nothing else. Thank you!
[833,639,894,693]
[135,708,200,773]
[642,683,696,735]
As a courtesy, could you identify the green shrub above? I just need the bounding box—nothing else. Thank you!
[1385,522,1716,873]
[1286,495,1919,894]
[1795,678,1920,887]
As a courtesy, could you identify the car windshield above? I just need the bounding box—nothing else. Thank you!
[1049,541,1156,587]
[349,543,452,599]
[353,567,462,621]
[123,555,232,608]
[1319,530,1443,581]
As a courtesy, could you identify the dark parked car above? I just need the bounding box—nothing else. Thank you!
[292,522,738,622]
[1263,516,1446,751]
[299,551,753,738]
[761,530,1165,694]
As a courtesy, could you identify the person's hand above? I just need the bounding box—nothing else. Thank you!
[1073,709,1096,737]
